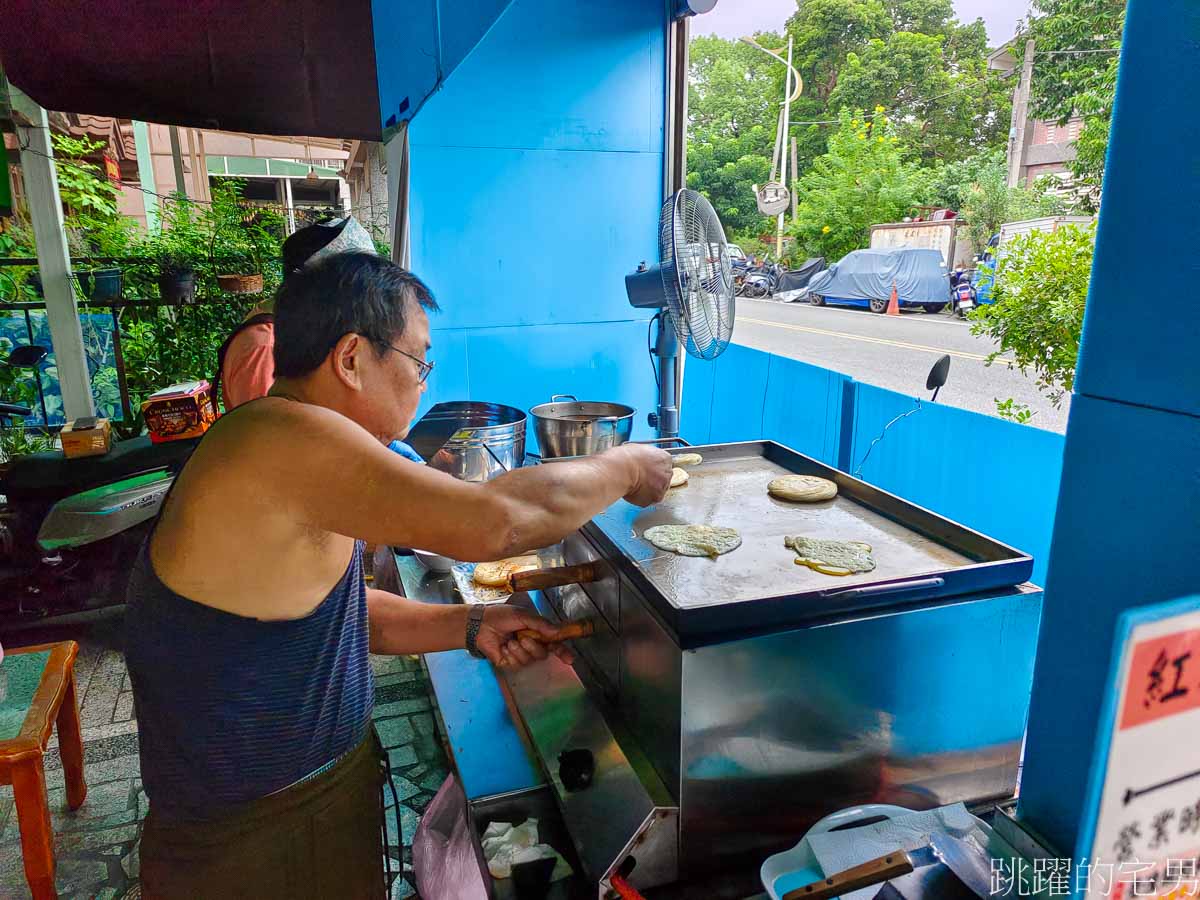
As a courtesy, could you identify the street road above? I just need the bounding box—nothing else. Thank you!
[733,297,1070,432]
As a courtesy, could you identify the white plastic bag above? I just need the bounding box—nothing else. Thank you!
[412,775,490,900]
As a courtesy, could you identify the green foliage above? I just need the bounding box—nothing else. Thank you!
[686,34,782,235]
[0,421,57,464]
[927,150,1068,256]
[205,180,284,276]
[969,222,1096,406]
[51,134,120,220]
[827,29,1009,164]
[994,398,1036,425]
[1019,0,1125,207]
[788,108,929,260]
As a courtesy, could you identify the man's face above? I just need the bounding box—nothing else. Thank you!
[366,306,431,442]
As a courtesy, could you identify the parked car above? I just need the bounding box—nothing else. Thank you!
[806,248,949,314]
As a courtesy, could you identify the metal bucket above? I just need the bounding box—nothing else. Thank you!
[420,401,527,482]
[529,394,636,459]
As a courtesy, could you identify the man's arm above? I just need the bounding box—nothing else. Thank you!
[366,589,573,667]
[259,402,672,562]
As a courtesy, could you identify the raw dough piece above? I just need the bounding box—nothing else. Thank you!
[674,453,704,467]
[644,524,742,558]
[670,467,690,488]
[473,555,540,587]
[768,474,838,503]
[785,536,875,576]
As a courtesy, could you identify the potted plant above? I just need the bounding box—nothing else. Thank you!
[211,215,265,295]
[76,266,124,302]
[156,251,196,304]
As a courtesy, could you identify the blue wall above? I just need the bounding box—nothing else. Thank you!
[400,0,666,452]
[681,344,1066,588]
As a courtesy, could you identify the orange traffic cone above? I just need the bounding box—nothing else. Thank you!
[886,283,900,316]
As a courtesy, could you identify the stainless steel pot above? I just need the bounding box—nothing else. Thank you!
[529,394,636,459]
[420,401,526,482]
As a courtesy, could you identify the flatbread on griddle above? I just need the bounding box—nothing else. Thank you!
[785,536,875,576]
[473,555,540,587]
[669,467,690,488]
[644,524,741,559]
[768,475,838,503]
[674,453,704,467]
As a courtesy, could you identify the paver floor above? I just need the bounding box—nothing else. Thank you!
[0,635,450,899]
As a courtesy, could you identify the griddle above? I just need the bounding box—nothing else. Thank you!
[583,441,1032,641]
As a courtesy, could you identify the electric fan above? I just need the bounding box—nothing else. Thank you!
[625,189,736,438]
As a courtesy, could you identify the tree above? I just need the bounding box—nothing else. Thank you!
[785,0,891,103]
[927,150,1066,255]
[969,223,1096,406]
[1019,0,1125,207]
[789,108,930,260]
[686,35,781,235]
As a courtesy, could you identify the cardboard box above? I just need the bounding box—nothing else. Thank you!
[61,417,112,458]
[142,381,217,444]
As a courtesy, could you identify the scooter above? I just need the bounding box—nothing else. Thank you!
[949,268,977,318]
[0,346,198,629]
[740,261,783,299]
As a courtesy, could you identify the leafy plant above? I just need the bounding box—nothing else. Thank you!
[969,222,1096,406]
[788,108,930,260]
[0,422,57,464]
[994,398,1035,425]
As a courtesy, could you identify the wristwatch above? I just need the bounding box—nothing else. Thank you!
[465,605,487,659]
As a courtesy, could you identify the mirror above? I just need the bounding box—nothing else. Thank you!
[6,345,50,369]
[926,354,951,392]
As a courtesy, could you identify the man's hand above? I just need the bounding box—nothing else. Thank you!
[617,444,674,507]
[474,606,577,669]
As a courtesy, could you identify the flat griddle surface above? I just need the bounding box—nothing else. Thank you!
[590,442,1019,619]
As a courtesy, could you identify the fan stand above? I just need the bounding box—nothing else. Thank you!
[651,317,681,439]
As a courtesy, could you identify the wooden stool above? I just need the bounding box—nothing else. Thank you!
[0,641,87,900]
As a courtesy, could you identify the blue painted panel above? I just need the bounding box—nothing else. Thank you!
[761,354,848,465]
[708,344,770,443]
[412,0,665,153]
[1073,0,1200,417]
[850,383,1064,587]
[438,0,515,81]
[371,1,515,129]
[407,145,661,331]
[1019,395,1200,856]
[680,354,716,445]
[462,320,657,452]
[425,649,543,799]
[371,1,439,128]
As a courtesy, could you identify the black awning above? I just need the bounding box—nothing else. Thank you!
[2,0,382,140]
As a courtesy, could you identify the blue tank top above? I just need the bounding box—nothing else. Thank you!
[124,539,375,821]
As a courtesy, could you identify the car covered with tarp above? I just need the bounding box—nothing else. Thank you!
[806,247,949,313]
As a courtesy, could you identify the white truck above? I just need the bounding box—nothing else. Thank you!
[869,218,974,269]
[996,215,1094,251]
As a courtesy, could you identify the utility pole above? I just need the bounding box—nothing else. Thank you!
[791,136,799,223]
[1008,39,1036,188]
[776,34,794,259]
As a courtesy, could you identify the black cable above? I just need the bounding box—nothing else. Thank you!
[647,312,661,388]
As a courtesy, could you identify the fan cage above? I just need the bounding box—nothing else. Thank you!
[658,189,735,361]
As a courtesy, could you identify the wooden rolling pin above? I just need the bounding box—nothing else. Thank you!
[515,620,596,643]
[507,561,601,593]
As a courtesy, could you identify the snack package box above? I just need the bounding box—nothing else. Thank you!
[142,381,217,444]
[61,416,113,458]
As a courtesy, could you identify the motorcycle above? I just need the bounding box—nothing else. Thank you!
[0,345,198,630]
[738,260,783,299]
[949,268,977,318]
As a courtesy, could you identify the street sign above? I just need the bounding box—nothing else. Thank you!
[1075,595,1200,899]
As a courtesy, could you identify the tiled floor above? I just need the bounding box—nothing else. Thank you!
[0,634,450,899]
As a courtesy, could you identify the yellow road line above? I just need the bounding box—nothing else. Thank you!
[736,315,1015,367]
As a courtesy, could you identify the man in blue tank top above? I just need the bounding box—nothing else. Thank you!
[125,253,673,898]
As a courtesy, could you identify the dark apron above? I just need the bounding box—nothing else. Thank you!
[139,729,389,899]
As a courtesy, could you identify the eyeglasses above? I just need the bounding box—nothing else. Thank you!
[387,344,435,384]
